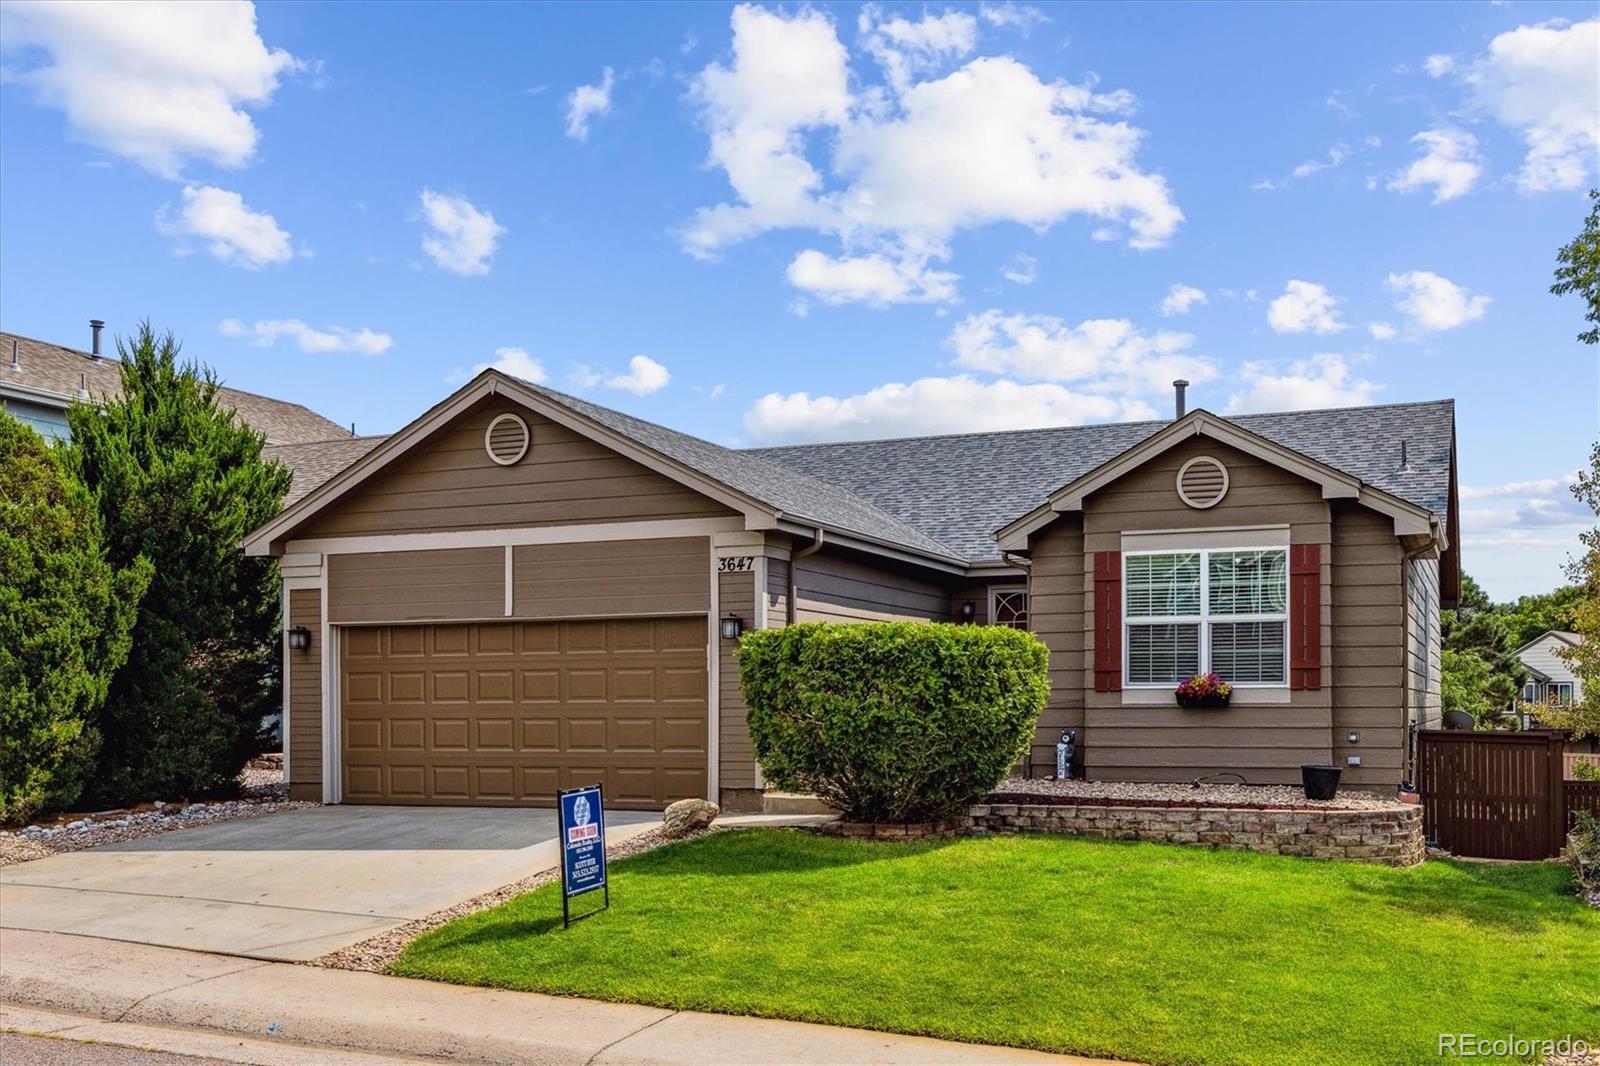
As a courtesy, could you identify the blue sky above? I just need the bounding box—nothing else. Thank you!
[1,1,1596,599]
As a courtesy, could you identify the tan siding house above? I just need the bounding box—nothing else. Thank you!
[251,370,1457,809]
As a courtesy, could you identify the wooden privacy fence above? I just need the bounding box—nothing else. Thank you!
[1417,730,1570,860]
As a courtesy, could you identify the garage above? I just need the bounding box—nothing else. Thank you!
[340,617,708,810]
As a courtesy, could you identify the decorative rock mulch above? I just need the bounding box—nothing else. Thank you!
[313,824,712,973]
[990,775,1397,810]
[0,764,317,867]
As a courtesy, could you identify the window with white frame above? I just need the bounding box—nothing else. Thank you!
[1550,682,1574,704]
[1124,548,1289,686]
[991,587,1029,629]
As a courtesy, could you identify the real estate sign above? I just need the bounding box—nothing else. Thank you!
[558,784,608,926]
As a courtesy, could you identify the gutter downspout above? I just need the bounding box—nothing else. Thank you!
[788,527,824,625]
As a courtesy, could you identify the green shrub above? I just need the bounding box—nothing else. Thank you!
[740,622,1049,822]
[62,324,290,805]
[0,415,150,824]
[1564,810,1599,898]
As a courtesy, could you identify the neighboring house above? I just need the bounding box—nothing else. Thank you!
[1515,630,1598,760]
[1,324,350,445]
[1515,630,1584,706]
[244,371,1458,810]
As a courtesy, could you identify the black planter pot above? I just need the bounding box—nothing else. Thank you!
[1176,693,1231,709]
[1301,763,1342,801]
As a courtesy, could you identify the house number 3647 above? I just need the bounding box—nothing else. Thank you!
[718,556,756,573]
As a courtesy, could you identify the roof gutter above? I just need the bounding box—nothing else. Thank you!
[788,527,824,625]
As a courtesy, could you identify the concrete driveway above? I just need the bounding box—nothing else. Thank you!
[0,806,659,962]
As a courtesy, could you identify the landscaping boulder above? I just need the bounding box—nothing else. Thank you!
[662,798,718,838]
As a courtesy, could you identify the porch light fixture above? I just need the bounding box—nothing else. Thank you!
[286,625,312,652]
[959,601,975,622]
[720,615,743,641]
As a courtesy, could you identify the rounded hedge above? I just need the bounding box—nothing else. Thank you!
[740,621,1049,823]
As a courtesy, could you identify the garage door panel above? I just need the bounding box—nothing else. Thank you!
[342,618,707,809]
[476,718,514,750]
[521,717,560,750]
[475,670,515,702]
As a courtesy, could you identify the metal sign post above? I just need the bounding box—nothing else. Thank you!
[557,783,609,928]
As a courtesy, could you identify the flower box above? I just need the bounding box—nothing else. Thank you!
[1175,672,1232,709]
[1176,692,1232,709]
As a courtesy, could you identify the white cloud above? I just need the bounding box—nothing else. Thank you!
[1002,252,1038,285]
[1368,321,1397,340]
[1387,128,1482,203]
[1225,354,1381,413]
[1267,280,1345,334]
[1,0,299,178]
[978,3,1049,32]
[858,6,977,93]
[947,309,1217,394]
[220,318,391,355]
[1423,53,1456,78]
[682,5,1180,303]
[1385,270,1490,331]
[1291,142,1352,179]
[564,66,615,141]
[417,189,504,276]
[743,375,1151,445]
[447,346,548,385]
[1160,283,1206,316]
[156,185,292,268]
[786,248,958,306]
[1461,474,1578,502]
[1463,19,1600,192]
[605,354,671,395]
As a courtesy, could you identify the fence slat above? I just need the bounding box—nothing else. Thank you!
[1418,730,1565,860]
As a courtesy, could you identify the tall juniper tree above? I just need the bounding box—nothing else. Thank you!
[62,324,291,803]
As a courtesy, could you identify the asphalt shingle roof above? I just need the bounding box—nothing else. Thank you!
[261,377,1453,570]
[1,331,351,445]
[749,400,1455,563]
[264,436,388,506]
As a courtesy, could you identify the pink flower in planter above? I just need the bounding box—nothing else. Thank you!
[1176,673,1233,700]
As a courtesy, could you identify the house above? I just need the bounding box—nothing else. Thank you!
[244,370,1457,810]
[1514,630,1598,764]
[1,323,350,445]
[1515,630,1583,706]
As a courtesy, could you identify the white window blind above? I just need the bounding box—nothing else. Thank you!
[1124,547,1289,687]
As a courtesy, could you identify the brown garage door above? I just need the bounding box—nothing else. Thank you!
[340,617,707,810]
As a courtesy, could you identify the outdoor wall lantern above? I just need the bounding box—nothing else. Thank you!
[959,601,976,622]
[286,625,312,652]
[720,615,744,641]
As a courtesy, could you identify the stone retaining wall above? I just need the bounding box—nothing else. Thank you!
[828,801,1426,867]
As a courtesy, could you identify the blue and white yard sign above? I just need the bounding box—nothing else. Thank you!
[558,784,608,915]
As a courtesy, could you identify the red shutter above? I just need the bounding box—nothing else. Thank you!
[1094,550,1122,692]
[1289,543,1322,690]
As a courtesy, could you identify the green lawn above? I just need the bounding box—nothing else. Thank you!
[392,830,1599,1066]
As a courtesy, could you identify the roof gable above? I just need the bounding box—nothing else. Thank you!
[993,409,1438,550]
[245,371,965,565]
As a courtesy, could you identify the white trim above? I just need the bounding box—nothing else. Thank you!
[503,545,513,617]
[483,412,530,466]
[279,552,324,581]
[1122,545,1291,690]
[286,516,744,557]
[279,576,291,774]
[706,540,720,803]
[320,583,338,804]
[1121,525,1290,551]
[988,585,1029,629]
[1175,455,1230,509]
[752,553,768,791]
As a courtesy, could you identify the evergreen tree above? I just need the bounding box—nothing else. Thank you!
[62,324,291,803]
[0,414,150,822]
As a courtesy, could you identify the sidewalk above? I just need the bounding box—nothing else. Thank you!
[0,928,1116,1065]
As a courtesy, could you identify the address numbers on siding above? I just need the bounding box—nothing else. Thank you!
[717,556,756,573]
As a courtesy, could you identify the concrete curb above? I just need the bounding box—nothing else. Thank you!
[1,929,1108,1065]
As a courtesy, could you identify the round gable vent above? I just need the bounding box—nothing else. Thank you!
[484,413,530,466]
[1176,455,1229,509]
